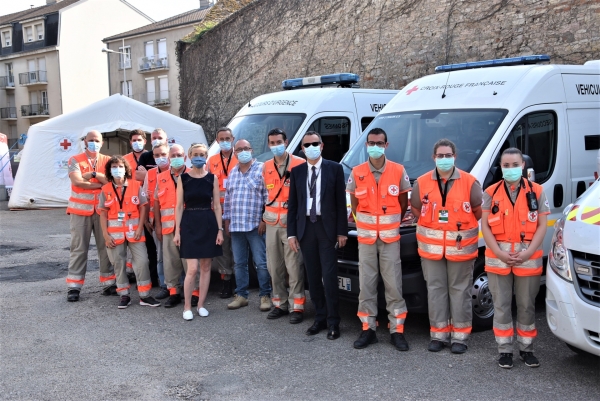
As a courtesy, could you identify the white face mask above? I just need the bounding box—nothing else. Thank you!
[111,167,125,179]
[304,145,321,160]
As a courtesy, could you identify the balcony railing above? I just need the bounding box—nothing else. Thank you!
[138,55,169,72]
[21,104,49,117]
[0,75,15,89]
[18,70,47,85]
[141,90,170,107]
[0,107,17,119]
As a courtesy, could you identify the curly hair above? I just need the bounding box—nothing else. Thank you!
[104,155,132,182]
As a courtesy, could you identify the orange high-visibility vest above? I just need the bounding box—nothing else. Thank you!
[262,153,305,227]
[101,180,145,244]
[208,152,238,204]
[416,169,479,261]
[123,152,144,181]
[353,161,406,244]
[67,152,110,216]
[484,179,544,276]
[156,168,188,235]
[146,167,159,222]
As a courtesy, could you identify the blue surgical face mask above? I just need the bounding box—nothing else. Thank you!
[435,157,455,172]
[151,139,162,148]
[237,150,253,164]
[219,141,232,151]
[502,166,523,183]
[132,141,145,152]
[111,167,125,179]
[155,156,169,169]
[367,145,385,159]
[87,141,101,152]
[191,156,206,169]
[170,157,185,169]
[304,145,321,160]
[270,144,286,157]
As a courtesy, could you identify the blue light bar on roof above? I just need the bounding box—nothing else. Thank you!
[282,73,360,90]
[434,55,550,73]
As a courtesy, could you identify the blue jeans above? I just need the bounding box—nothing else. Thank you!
[231,228,271,298]
[153,231,166,288]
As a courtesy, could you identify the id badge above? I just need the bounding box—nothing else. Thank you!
[438,209,449,224]
[117,211,125,222]
[223,179,228,189]
[421,203,429,216]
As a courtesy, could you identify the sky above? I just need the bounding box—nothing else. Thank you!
[2,0,203,21]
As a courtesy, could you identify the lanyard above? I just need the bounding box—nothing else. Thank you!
[502,178,523,208]
[274,153,290,179]
[132,152,141,169]
[112,182,127,210]
[170,172,179,189]
[220,151,233,177]
[88,157,97,171]
[435,167,454,207]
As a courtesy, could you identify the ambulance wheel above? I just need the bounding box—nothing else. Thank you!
[472,257,494,331]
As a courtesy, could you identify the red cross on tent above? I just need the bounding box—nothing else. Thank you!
[59,138,72,151]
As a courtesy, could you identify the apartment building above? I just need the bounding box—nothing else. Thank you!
[0,0,153,148]
[102,6,212,117]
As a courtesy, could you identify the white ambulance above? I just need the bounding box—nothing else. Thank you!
[546,151,600,357]
[207,73,398,163]
[337,55,600,329]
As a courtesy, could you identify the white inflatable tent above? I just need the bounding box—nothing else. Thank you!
[9,94,205,209]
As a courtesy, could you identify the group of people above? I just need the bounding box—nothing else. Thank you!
[65,125,548,369]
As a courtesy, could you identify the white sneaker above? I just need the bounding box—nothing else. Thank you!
[198,307,209,317]
[183,310,194,321]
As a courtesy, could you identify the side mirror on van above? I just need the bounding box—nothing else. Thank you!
[522,154,535,182]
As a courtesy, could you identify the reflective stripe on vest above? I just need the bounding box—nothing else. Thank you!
[415,169,479,261]
[156,169,179,234]
[67,153,110,216]
[263,154,305,227]
[353,161,406,244]
[208,152,238,205]
[485,241,543,276]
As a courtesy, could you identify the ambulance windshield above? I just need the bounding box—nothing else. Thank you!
[228,113,306,162]
[341,109,508,180]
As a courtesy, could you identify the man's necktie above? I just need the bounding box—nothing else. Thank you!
[310,166,317,223]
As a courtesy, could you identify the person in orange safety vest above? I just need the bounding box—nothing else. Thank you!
[262,128,306,324]
[347,128,411,351]
[98,155,160,309]
[65,130,116,302]
[410,138,482,354]
[482,147,549,369]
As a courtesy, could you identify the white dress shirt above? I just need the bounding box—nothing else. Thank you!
[305,157,322,216]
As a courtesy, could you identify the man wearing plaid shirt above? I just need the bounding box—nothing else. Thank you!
[223,139,273,311]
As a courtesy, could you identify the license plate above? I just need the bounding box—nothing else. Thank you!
[338,276,351,291]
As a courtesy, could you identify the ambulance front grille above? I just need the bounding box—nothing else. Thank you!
[571,250,600,307]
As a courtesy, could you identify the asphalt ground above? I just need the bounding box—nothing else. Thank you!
[0,203,599,401]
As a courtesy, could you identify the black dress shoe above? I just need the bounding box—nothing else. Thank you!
[267,308,289,319]
[289,311,304,324]
[191,295,199,308]
[428,340,445,352]
[354,329,378,349]
[101,285,117,296]
[305,320,327,335]
[67,289,80,302]
[219,279,233,299]
[164,294,181,308]
[327,324,340,340]
[451,343,468,354]
[390,333,409,351]
[155,287,170,300]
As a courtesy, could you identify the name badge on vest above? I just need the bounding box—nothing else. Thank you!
[223,179,228,189]
[118,211,125,222]
[438,209,449,224]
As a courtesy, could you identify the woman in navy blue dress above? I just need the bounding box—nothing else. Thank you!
[174,143,223,321]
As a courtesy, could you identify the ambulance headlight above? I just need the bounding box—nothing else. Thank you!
[548,218,572,282]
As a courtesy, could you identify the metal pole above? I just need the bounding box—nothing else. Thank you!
[122,38,128,97]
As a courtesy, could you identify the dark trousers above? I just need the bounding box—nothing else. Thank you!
[144,226,159,287]
[299,217,340,326]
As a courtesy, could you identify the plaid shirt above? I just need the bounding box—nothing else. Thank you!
[223,160,268,232]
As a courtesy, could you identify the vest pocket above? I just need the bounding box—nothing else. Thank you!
[354,187,370,208]
[487,213,504,235]
[519,209,538,237]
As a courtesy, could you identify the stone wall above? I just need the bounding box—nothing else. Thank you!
[179,0,600,140]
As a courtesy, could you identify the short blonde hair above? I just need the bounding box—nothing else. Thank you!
[188,143,208,157]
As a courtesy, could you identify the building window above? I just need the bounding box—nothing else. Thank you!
[121,80,132,98]
[25,26,33,42]
[144,41,154,57]
[118,46,131,69]
[157,38,167,57]
[1,30,11,47]
[35,23,43,40]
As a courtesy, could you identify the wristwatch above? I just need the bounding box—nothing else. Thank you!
[218,227,224,231]
[91,172,97,179]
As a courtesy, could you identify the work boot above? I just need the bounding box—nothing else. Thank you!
[498,353,513,369]
[227,295,249,309]
[451,343,468,354]
[164,293,181,308]
[220,278,233,299]
[353,329,378,349]
[428,340,445,352]
[390,333,409,351]
[267,308,289,320]
[155,287,170,300]
[67,289,80,302]
[101,285,117,296]
[289,311,304,324]
[519,351,540,367]
[260,295,272,311]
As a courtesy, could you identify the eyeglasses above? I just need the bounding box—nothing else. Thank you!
[367,141,386,147]
[235,147,252,153]
[302,142,321,148]
[435,153,454,159]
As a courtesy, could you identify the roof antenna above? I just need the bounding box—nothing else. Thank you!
[441,70,451,99]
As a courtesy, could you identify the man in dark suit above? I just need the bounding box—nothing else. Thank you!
[287,131,348,340]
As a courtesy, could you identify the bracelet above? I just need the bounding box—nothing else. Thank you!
[218,227,224,231]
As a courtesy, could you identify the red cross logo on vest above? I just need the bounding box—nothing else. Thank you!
[59,138,72,151]
[528,211,538,222]
[388,185,399,196]
[131,196,139,205]
[463,202,471,213]
[406,85,419,95]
